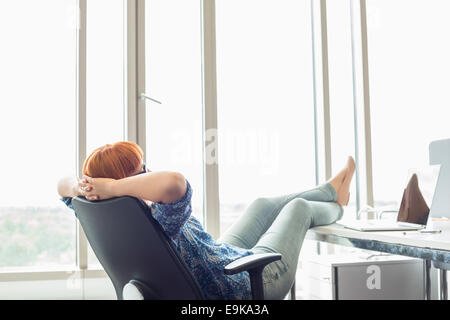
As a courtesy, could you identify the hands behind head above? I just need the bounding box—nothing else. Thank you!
[78,176,116,201]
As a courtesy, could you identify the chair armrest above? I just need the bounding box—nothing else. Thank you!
[224,253,282,275]
[224,253,281,300]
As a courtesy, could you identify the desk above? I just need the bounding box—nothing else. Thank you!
[306,221,450,300]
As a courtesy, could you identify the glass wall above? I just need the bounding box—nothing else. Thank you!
[367,0,449,209]
[3,0,448,293]
[86,0,125,267]
[326,0,358,214]
[0,0,78,269]
[145,0,205,223]
[216,0,317,235]
[86,0,125,154]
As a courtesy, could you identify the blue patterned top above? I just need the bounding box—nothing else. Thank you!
[61,179,253,299]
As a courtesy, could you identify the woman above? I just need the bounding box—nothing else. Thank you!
[57,141,355,300]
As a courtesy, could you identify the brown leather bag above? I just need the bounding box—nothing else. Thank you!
[397,173,430,225]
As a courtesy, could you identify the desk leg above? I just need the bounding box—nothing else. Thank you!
[425,259,431,300]
[440,269,448,300]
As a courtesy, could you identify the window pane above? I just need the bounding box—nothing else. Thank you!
[86,0,125,154]
[367,0,449,208]
[0,0,77,268]
[326,0,358,214]
[216,0,316,235]
[86,0,125,267]
[145,0,204,223]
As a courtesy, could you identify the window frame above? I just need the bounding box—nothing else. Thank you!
[0,0,375,297]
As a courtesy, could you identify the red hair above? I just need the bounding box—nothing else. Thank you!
[82,141,144,179]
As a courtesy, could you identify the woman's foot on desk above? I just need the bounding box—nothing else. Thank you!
[328,156,356,206]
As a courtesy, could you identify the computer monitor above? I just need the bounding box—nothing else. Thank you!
[429,138,450,219]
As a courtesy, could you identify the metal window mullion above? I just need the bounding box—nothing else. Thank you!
[136,0,146,155]
[320,0,332,181]
[320,0,335,255]
[311,0,323,255]
[125,0,146,157]
[123,0,134,145]
[311,0,320,187]
[125,1,137,141]
[311,0,333,255]
[359,0,374,207]
[201,0,220,240]
[349,0,362,213]
[125,0,137,144]
[76,0,88,271]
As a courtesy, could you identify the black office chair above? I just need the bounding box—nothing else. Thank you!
[72,196,282,300]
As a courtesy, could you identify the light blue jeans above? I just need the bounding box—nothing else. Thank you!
[218,183,343,300]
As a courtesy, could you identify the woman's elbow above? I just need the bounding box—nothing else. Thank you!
[164,172,186,203]
[57,176,76,198]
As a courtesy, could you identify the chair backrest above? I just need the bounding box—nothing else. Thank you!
[72,196,204,300]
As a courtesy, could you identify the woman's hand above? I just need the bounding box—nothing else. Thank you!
[77,171,186,204]
[78,176,117,201]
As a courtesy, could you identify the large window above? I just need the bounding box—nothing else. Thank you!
[145,0,204,223]
[216,0,317,234]
[0,0,78,269]
[3,0,448,299]
[86,0,125,267]
[326,0,358,213]
[86,0,125,154]
[367,0,449,209]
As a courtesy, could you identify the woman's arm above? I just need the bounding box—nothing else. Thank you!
[80,171,187,204]
[57,176,82,198]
